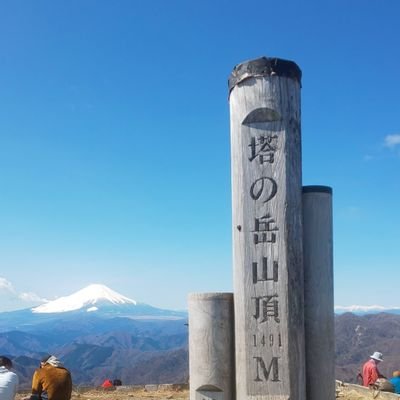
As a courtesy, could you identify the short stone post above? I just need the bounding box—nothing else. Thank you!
[229,57,306,399]
[188,293,235,400]
[302,186,335,400]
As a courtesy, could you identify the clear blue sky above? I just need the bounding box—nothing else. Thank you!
[0,0,399,311]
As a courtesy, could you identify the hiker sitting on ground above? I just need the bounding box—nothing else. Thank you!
[29,355,72,400]
[390,371,400,394]
[362,351,386,387]
[0,356,19,400]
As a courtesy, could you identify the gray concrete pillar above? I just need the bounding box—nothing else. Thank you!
[302,186,335,400]
[188,293,235,400]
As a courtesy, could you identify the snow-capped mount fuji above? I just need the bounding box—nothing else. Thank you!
[32,284,137,313]
[0,284,186,333]
[0,284,189,387]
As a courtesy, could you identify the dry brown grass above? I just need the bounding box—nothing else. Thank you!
[15,387,378,400]
[16,388,189,400]
[73,388,188,400]
[337,390,369,400]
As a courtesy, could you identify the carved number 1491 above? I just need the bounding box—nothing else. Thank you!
[253,334,282,347]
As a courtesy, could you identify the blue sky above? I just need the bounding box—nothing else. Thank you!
[0,0,399,311]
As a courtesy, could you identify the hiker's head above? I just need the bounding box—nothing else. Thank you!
[393,371,400,378]
[370,351,383,363]
[0,356,13,369]
[40,354,51,366]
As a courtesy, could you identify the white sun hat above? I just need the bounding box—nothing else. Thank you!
[370,352,383,362]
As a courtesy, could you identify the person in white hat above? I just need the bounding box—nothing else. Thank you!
[362,351,386,387]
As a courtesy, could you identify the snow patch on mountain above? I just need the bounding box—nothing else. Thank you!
[32,284,137,313]
[334,304,400,314]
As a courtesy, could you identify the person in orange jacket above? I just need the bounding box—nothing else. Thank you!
[29,355,72,400]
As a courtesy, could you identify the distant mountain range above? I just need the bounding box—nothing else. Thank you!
[0,284,188,388]
[335,305,400,315]
[1,284,400,388]
[335,312,400,383]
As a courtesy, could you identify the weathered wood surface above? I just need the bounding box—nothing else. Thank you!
[303,186,335,400]
[229,57,305,400]
[188,293,235,400]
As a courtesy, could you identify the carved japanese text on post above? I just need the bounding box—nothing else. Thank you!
[242,121,286,396]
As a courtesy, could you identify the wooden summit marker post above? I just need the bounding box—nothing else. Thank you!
[229,57,306,400]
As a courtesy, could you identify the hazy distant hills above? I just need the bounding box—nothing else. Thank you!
[335,305,400,315]
[2,319,189,387]
[0,284,188,387]
[335,312,400,383]
[1,284,400,387]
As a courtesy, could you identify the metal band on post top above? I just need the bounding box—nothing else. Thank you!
[302,185,332,194]
[228,57,302,96]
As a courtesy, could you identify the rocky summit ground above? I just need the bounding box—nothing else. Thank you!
[16,388,189,400]
[14,387,378,400]
[72,389,188,400]
[337,390,370,400]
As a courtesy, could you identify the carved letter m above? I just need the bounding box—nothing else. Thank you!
[253,356,280,382]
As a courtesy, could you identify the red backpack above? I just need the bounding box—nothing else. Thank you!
[101,379,113,388]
